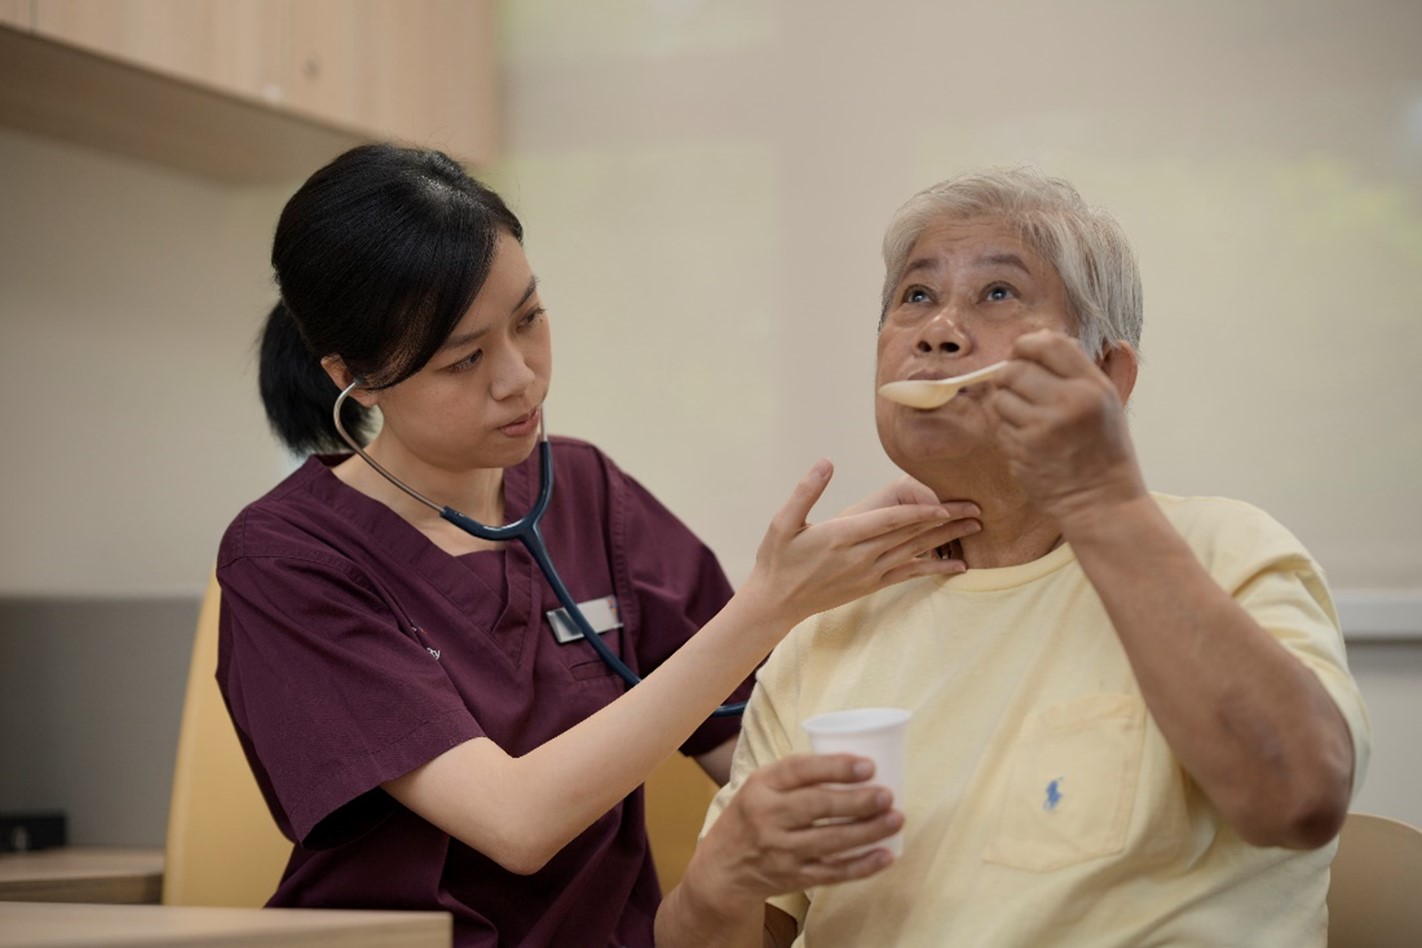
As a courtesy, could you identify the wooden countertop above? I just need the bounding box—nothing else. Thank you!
[0,849,163,905]
[0,902,451,947]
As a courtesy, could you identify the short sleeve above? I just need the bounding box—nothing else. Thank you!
[604,458,748,757]
[1164,494,1373,800]
[700,637,811,926]
[1232,555,1372,798]
[218,551,483,847]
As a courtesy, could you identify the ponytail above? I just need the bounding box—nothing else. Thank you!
[257,301,374,454]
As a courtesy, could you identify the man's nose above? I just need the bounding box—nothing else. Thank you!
[915,304,970,355]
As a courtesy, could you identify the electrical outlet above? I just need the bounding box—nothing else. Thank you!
[0,812,67,852]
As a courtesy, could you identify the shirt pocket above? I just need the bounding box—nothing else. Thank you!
[983,693,1146,872]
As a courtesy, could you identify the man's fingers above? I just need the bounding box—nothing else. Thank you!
[798,846,896,886]
[796,808,903,859]
[1012,328,1105,378]
[759,753,875,793]
[990,386,1038,427]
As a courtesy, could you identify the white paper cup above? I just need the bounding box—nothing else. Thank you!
[803,707,910,857]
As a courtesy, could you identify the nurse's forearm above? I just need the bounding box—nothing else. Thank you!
[384,468,970,873]
[385,587,795,874]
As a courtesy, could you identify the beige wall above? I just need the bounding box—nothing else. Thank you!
[493,0,1422,594]
[0,129,295,596]
[0,0,1419,836]
[489,0,1422,829]
[1,0,1418,597]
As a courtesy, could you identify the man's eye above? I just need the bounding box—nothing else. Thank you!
[904,287,930,304]
[985,284,1014,301]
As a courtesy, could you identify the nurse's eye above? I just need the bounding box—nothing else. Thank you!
[447,349,483,373]
[517,306,546,330]
[984,283,1016,302]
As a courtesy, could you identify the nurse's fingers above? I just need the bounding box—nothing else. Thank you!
[767,459,836,537]
[833,500,979,549]
[836,503,984,562]
[859,529,975,587]
[887,517,979,564]
[837,474,942,517]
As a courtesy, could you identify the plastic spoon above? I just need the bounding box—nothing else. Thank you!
[877,360,1009,409]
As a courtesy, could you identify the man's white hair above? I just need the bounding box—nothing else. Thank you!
[880,167,1143,358]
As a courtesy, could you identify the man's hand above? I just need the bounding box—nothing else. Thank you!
[988,330,1145,532]
[687,754,900,912]
[656,755,900,948]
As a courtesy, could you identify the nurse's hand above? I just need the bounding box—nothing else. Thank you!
[743,460,978,628]
[837,473,941,517]
[682,754,898,912]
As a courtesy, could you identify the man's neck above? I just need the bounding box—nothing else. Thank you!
[922,465,1063,569]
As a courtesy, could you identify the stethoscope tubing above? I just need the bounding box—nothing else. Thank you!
[334,380,745,717]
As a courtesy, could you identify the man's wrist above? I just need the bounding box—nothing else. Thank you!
[1057,489,1160,553]
[1051,474,1150,542]
[677,849,767,929]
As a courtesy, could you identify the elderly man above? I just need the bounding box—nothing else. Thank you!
[655,169,1369,947]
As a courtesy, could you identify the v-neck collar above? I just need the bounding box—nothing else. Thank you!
[300,453,542,667]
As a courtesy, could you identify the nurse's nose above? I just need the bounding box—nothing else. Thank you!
[489,344,537,401]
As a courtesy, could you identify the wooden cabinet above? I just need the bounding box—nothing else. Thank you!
[0,0,497,180]
[284,0,496,165]
[31,1,287,105]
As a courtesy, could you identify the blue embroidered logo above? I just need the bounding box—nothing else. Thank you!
[1044,777,1064,812]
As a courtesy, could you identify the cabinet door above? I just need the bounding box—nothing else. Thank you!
[0,1,33,29]
[286,0,496,166]
[32,0,285,103]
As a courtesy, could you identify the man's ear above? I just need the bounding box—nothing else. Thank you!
[1099,341,1139,407]
[320,355,379,408]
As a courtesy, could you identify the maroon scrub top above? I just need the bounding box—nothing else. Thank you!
[216,436,746,947]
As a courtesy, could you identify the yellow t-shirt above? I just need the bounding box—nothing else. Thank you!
[703,494,1371,947]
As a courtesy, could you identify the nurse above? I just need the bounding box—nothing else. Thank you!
[216,143,977,947]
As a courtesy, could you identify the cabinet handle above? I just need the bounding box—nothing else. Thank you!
[302,55,321,80]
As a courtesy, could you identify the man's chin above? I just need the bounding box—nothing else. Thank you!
[881,430,984,472]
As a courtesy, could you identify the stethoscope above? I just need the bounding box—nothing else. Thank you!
[334,380,745,717]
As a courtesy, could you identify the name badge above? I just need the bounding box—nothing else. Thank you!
[547,595,623,645]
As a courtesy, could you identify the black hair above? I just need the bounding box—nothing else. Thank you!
[258,143,524,454]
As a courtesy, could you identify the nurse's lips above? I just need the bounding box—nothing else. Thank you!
[498,406,541,437]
